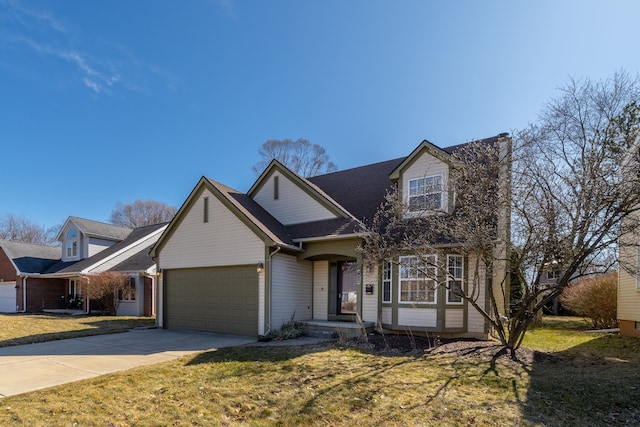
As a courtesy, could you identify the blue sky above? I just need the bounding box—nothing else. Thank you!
[1,0,639,230]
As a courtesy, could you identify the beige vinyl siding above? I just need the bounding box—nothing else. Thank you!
[362,264,378,323]
[467,254,487,333]
[402,152,449,212]
[159,190,264,269]
[313,260,329,320]
[271,254,313,328]
[618,245,640,323]
[88,238,117,257]
[381,306,392,325]
[445,309,464,328]
[398,307,437,327]
[252,172,338,225]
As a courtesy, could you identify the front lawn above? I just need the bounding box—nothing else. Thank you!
[1,316,638,426]
[0,313,155,348]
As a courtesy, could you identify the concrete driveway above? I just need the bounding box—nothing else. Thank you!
[0,329,256,397]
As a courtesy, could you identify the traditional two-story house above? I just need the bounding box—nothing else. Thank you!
[0,216,165,316]
[151,134,511,338]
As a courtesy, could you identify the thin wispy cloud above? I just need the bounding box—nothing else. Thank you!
[0,0,67,33]
[0,0,176,96]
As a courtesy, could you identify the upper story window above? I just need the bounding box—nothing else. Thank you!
[382,261,392,303]
[66,228,78,257]
[408,175,443,211]
[399,255,437,303]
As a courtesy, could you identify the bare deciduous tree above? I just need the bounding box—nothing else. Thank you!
[109,199,176,228]
[252,138,337,177]
[0,214,59,245]
[361,71,640,358]
[82,271,130,315]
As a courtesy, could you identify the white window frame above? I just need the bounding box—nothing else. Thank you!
[636,249,640,290]
[382,261,392,303]
[408,175,443,211]
[66,228,78,258]
[447,255,464,304]
[119,277,136,302]
[399,255,437,304]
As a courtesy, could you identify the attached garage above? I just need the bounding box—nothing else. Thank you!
[163,266,259,336]
[0,282,16,313]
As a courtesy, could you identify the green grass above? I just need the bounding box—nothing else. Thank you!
[0,313,155,347]
[0,316,638,426]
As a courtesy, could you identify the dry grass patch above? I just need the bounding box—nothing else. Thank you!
[0,313,155,347]
[1,344,531,426]
[1,316,638,426]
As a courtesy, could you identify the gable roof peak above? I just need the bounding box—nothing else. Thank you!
[57,216,132,242]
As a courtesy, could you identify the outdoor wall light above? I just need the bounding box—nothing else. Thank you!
[257,262,264,274]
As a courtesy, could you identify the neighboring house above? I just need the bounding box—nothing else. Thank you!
[0,240,62,313]
[617,137,640,337]
[618,234,640,336]
[0,216,166,317]
[151,134,511,338]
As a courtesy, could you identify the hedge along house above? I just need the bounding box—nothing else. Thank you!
[151,134,512,338]
[1,216,166,317]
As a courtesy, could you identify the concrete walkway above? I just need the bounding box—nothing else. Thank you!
[0,329,256,397]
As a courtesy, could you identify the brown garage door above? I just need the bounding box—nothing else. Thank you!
[164,266,258,336]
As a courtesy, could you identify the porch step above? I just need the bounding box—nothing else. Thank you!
[303,320,375,340]
[305,329,337,339]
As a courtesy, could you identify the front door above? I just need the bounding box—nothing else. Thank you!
[338,261,358,314]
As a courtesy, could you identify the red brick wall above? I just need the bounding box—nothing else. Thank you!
[1,248,19,311]
[0,248,18,282]
[619,320,640,337]
[144,276,153,317]
[21,278,67,312]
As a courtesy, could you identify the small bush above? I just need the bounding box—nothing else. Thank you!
[559,273,618,329]
[262,313,305,341]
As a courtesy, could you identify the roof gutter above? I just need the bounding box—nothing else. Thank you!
[292,232,363,243]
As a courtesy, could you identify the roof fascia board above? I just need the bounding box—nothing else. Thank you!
[150,177,218,259]
[55,217,77,242]
[247,160,354,219]
[292,232,363,243]
[203,178,279,246]
[81,225,167,274]
[151,177,284,259]
[389,140,452,181]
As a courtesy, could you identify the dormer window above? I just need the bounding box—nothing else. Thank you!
[408,175,443,211]
[66,228,78,257]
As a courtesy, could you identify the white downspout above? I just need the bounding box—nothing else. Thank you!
[262,246,282,337]
[19,276,27,313]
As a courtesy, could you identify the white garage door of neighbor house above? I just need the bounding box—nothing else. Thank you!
[0,282,17,313]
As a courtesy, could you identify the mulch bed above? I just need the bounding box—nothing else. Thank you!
[348,333,539,364]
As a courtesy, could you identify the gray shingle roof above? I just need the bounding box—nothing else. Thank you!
[0,240,61,274]
[67,216,132,241]
[110,244,156,272]
[55,222,167,275]
[206,178,297,248]
[307,157,405,223]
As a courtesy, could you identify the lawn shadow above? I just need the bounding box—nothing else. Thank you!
[0,315,155,348]
[522,334,640,426]
[185,341,334,365]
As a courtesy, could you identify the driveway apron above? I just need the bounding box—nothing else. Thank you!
[0,329,256,397]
